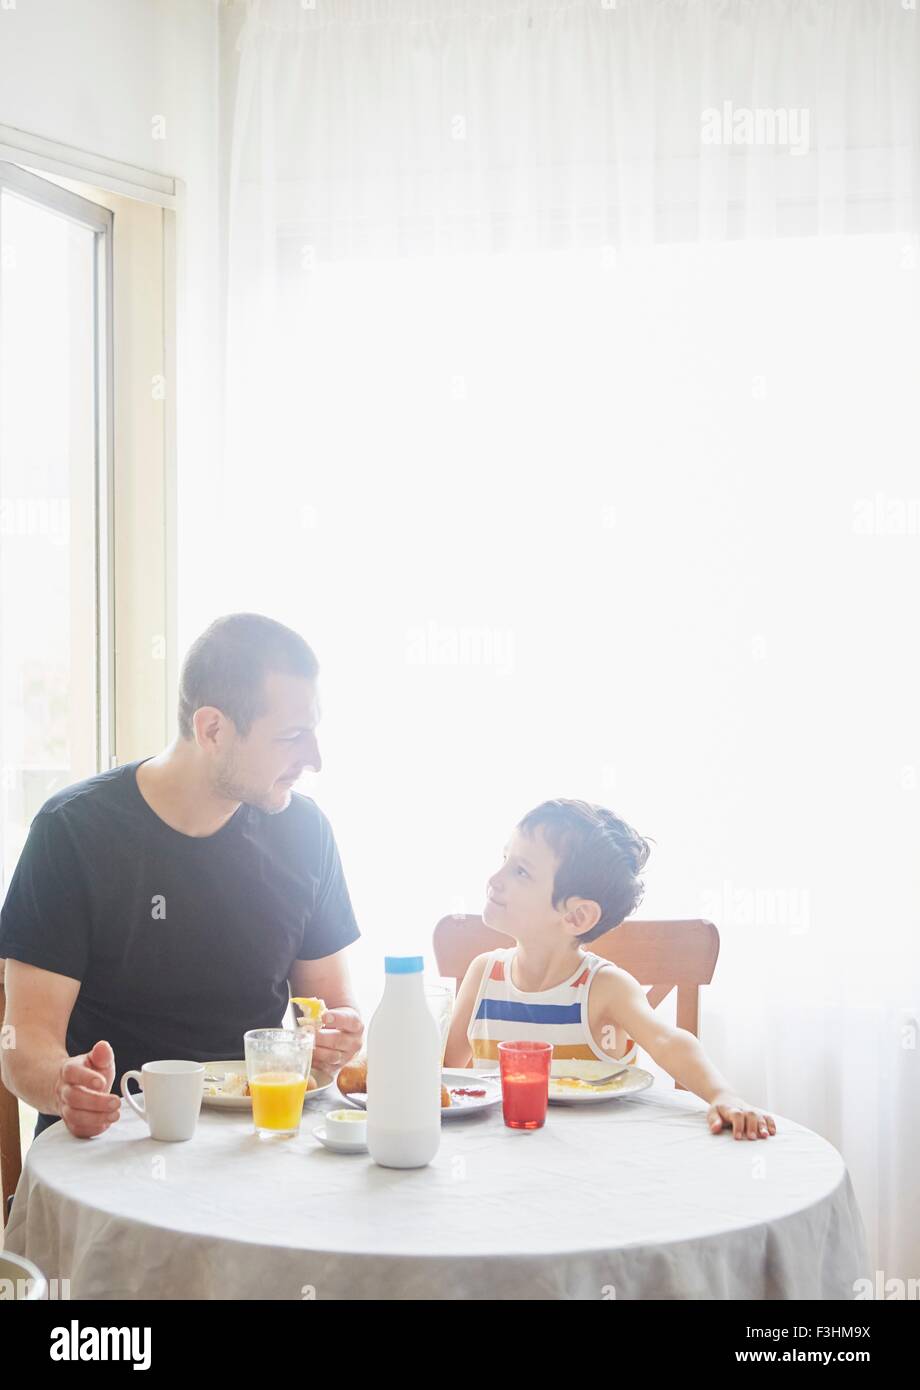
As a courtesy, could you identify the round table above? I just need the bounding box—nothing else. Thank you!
[4,1081,869,1300]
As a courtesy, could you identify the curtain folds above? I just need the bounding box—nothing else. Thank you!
[219,0,920,1285]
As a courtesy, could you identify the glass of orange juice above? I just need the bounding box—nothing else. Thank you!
[244,1028,314,1138]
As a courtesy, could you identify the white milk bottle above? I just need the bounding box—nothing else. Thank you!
[366,956,441,1169]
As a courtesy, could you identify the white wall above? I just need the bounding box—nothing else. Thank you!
[0,0,213,178]
[0,0,222,712]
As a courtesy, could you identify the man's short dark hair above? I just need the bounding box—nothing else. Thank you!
[517,799,651,942]
[177,613,319,740]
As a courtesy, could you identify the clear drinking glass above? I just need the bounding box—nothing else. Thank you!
[243,1028,314,1138]
[424,983,454,1065]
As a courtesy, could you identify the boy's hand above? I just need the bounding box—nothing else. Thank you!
[314,1007,364,1074]
[706,1091,776,1139]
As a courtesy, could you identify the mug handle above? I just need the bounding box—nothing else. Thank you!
[120,1070,146,1117]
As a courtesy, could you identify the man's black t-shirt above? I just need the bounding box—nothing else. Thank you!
[0,759,361,1137]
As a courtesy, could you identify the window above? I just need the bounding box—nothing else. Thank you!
[0,163,113,883]
[218,234,918,1013]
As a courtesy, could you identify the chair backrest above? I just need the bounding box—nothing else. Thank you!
[432,915,720,1090]
[0,959,22,1225]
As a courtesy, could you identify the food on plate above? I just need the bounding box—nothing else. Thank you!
[205,1068,320,1098]
[550,1075,627,1092]
[336,1060,454,1108]
[206,1070,250,1098]
[336,1059,368,1096]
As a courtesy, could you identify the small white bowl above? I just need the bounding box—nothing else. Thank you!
[325,1108,367,1141]
[312,1122,367,1154]
[315,1106,369,1150]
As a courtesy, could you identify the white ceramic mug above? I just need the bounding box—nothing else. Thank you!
[120,1060,205,1141]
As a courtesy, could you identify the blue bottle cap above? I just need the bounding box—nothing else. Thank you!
[384,956,425,974]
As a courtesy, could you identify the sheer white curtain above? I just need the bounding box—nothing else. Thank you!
[212,0,920,1282]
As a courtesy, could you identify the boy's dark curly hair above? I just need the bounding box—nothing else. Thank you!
[517,799,651,942]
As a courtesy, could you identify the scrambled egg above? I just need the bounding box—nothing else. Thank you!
[549,1074,628,1092]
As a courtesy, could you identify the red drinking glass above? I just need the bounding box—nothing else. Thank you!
[497,1040,553,1129]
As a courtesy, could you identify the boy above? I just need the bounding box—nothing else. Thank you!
[444,799,776,1139]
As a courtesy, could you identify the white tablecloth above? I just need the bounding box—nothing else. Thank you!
[5,1081,869,1300]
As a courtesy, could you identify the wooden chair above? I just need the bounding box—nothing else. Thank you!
[433,916,720,1090]
[0,959,23,1225]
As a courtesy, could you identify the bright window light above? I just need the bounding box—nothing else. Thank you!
[214,233,920,1015]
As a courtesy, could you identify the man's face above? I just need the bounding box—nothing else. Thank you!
[483,826,562,937]
[211,672,322,814]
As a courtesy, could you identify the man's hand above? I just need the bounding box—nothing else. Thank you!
[707,1090,776,1139]
[313,1007,364,1074]
[53,1040,120,1139]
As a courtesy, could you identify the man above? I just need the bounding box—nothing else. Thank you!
[0,613,364,1141]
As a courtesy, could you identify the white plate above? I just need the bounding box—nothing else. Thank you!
[201,1060,334,1111]
[311,1125,368,1154]
[341,1068,502,1119]
[547,1066,654,1104]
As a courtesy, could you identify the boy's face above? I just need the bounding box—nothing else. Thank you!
[484,825,593,939]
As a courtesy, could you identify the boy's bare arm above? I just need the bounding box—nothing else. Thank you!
[442,952,491,1068]
[593,967,776,1138]
[594,966,732,1098]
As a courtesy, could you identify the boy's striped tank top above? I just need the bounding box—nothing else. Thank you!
[468,946,638,1078]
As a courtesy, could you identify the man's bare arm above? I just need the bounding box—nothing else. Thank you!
[1,959,121,1136]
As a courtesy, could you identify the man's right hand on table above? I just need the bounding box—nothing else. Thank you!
[54,1039,120,1138]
